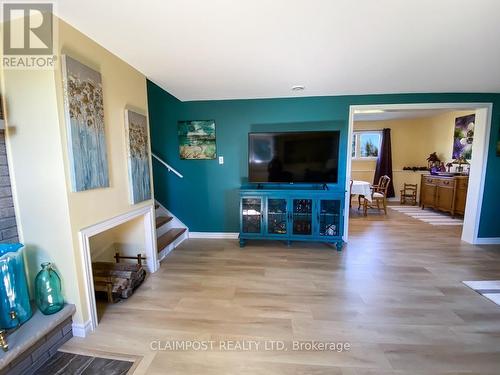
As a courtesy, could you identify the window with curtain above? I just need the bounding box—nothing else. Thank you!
[351,131,382,159]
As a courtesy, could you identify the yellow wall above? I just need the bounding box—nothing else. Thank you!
[351,110,474,199]
[1,16,153,325]
[89,216,145,262]
[1,67,78,310]
[54,19,153,324]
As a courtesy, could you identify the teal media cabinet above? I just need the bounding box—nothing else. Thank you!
[239,187,345,250]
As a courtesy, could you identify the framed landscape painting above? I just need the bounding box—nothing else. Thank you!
[178,120,216,159]
[125,109,152,204]
[452,114,475,160]
[62,55,109,191]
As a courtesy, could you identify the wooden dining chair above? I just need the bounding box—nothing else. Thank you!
[363,175,391,216]
[400,183,418,205]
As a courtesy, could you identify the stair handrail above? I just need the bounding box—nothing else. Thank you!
[152,153,183,178]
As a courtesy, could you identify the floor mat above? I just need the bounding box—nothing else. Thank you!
[389,206,463,226]
[35,351,134,375]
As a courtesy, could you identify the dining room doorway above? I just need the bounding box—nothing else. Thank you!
[344,103,492,245]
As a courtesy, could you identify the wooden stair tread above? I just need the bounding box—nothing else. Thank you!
[157,228,186,252]
[155,215,173,228]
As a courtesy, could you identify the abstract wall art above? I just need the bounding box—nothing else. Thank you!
[62,55,109,191]
[125,109,152,204]
[178,120,216,159]
[452,114,475,160]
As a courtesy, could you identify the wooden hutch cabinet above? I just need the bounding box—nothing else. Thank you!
[420,175,468,217]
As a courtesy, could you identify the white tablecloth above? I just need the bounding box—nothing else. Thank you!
[351,180,372,202]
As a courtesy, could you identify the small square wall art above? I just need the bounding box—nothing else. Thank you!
[62,55,109,191]
[178,120,216,159]
[125,109,152,204]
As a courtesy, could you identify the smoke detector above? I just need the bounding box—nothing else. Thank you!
[291,85,305,91]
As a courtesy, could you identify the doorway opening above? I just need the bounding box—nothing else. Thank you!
[344,103,492,244]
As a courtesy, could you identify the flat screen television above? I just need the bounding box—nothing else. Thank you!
[248,131,340,184]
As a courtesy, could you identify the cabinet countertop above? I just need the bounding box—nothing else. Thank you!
[423,174,469,179]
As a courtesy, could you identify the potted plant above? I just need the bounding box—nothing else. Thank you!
[426,152,441,174]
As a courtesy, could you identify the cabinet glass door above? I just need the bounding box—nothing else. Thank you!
[241,197,262,234]
[267,198,288,235]
[318,199,341,237]
[292,199,313,236]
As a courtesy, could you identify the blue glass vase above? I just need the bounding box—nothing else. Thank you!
[35,262,64,315]
[0,243,32,329]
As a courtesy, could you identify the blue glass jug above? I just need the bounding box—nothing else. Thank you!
[35,262,64,315]
[0,243,32,329]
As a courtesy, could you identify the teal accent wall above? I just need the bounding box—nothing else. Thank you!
[147,80,500,238]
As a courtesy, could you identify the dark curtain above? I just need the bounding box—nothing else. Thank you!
[374,128,395,197]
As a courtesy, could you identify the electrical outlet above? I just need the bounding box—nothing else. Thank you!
[218,156,224,165]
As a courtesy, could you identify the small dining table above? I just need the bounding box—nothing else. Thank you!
[351,180,372,202]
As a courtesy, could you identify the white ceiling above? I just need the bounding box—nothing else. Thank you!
[55,0,500,101]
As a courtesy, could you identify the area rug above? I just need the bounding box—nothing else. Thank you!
[463,280,500,306]
[388,206,463,226]
[35,351,134,374]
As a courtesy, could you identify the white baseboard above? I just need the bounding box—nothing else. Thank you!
[72,320,92,337]
[474,237,500,245]
[189,232,239,239]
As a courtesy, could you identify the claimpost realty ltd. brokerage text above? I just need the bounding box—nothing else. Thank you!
[150,340,351,352]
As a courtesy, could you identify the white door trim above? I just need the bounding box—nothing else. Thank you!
[78,205,158,334]
[345,102,493,245]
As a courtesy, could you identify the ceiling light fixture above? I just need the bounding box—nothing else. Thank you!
[355,109,385,114]
[291,85,305,91]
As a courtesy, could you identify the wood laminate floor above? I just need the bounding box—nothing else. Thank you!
[63,208,500,374]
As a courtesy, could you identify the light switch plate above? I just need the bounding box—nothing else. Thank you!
[218,156,224,165]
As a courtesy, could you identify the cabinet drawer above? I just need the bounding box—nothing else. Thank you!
[423,176,435,184]
[437,178,454,188]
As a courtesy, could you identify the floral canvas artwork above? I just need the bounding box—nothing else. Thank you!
[178,120,216,159]
[125,110,151,204]
[452,114,475,160]
[62,55,109,191]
